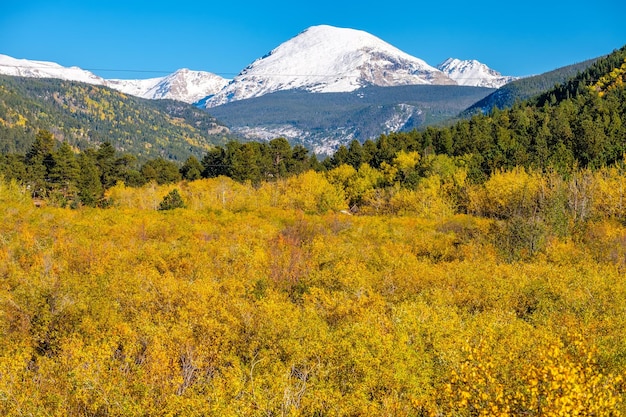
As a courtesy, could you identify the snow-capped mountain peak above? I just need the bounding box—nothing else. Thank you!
[204,25,455,107]
[436,58,518,88]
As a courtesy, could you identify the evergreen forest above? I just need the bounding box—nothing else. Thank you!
[0,45,626,415]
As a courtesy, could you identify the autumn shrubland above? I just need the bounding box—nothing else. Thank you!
[2,161,626,416]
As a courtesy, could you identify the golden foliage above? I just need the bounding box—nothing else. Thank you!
[2,167,626,415]
[443,333,625,416]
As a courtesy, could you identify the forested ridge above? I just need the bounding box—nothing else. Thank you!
[0,75,237,161]
[0,45,626,415]
[206,84,495,151]
[463,57,599,115]
[337,45,626,180]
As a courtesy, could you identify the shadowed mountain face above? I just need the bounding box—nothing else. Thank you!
[207,85,495,155]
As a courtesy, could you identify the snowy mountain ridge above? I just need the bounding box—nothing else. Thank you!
[0,54,107,86]
[0,54,228,104]
[436,58,519,88]
[108,69,229,104]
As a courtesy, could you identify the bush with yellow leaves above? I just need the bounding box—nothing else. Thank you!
[442,333,625,416]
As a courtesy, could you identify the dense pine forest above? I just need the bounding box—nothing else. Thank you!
[1,46,626,415]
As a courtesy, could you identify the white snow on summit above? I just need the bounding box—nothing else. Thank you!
[204,25,455,107]
[436,58,518,88]
[106,77,165,98]
[145,69,229,103]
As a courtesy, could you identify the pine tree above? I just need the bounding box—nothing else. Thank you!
[77,151,104,207]
[25,129,56,197]
[96,142,117,188]
[158,188,186,210]
[180,156,203,181]
[202,147,228,178]
[141,157,182,184]
[267,137,292,179]
[346,140,363,169]
[49,142,80,201]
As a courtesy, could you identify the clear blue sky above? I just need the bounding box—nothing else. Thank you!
[2,0,625,80]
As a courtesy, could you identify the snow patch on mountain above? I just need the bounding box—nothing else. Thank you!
[383,104,421,132]
[106,77,164,97]
[233,125,310,142]
[0,54,106,85]
[437,58,518,88]
[204,25,455,108]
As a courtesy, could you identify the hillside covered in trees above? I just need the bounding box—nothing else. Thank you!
[321,45,626,182]
[0,75,238,161]
[206,84,495,154]
[463,58,599,115]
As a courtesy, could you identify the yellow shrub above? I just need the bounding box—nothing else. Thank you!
[592,166,626,220]
[469,167,545,218]
[442,333,625,416]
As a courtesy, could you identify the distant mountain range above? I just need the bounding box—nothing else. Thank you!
[1,25,604,158]
[0,25,517,107]
[0,54,228,104]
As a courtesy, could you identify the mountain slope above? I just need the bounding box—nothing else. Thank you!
[203,25,456,107]
[0,54,106,85]
[430,45,625,174]
[437,58,518,88]
[0,75,237,161]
